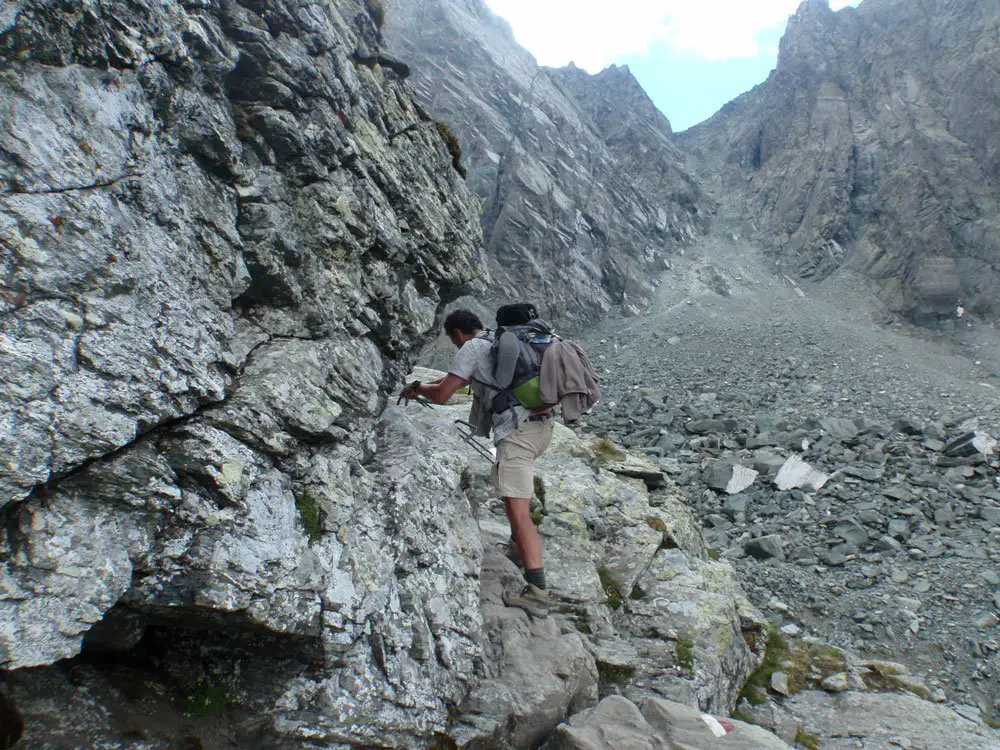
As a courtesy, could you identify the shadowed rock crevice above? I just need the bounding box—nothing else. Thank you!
[0,691,21,750]
[6,619,317,750]
[1,172,145,196]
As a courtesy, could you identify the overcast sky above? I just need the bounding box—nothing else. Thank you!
[483,0,863,131]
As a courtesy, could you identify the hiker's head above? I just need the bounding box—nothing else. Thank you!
[444,309,483,347]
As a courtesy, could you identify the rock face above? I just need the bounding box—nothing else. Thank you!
[0,0,484,508]
[383,0,706,323]
[0,0,485,745]
[680,0,1000,322]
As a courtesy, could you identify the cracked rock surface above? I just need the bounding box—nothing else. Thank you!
[1,0,485,742]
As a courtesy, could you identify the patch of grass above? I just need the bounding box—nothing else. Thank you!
[861,671,931,700]
[707,548,721,561]
[592,437,626,464]
[676,638,695,675]
[597,566,623,611]
[179,685,228,717]
[804,644,847,683]
[739,631,849,704]
[295,492,323,543]
[364,0,385,28]
[529,492,546,527]
[731,707,753,724]
[794,728,820,750]
[629,584,647,600]
[738,626,788,705]
[597,662,636,685]
[434,122,467,178]
[574,619,593,635]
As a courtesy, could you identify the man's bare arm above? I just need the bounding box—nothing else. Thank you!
[408,373,469,405]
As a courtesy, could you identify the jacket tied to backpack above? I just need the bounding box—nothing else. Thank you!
[538,339,601,424]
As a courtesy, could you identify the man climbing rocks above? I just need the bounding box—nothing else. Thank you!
[403,309,553,618]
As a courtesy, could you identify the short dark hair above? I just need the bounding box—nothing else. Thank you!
[443,309,483,336]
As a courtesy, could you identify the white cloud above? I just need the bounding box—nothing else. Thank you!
[484,0,862,70]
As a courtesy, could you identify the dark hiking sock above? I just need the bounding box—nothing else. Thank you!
[525,567,547,590]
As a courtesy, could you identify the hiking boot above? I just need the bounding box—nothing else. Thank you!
[502,584,549,618]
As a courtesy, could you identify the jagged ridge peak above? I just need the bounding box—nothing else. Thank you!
[547,60,673,136]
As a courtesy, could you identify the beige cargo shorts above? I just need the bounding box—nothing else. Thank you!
[492,419,555,499]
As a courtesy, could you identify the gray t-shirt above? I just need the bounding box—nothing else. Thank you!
[449,333,526,442]
[449,336,498,386]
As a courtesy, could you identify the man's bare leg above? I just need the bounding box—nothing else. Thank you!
[504,497,541,569]
[501,496,549,617]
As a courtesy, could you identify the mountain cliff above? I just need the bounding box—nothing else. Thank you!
[383,0,706,324]
[0,0,484,744]
[680,0,1000,322]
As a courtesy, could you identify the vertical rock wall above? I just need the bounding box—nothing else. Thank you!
[1,0,485,745]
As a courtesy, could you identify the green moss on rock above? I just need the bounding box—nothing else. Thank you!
[179,685,229,717]
[434,122,467,178]
[676,638,695,675]
[794,728,820,750]
[592,438,626,464]
[295,492,323,543]
[597,662,636,685]
[738,627,788,704]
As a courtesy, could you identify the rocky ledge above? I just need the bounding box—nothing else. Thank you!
[2,373,763,747]
[4,366,998,747]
